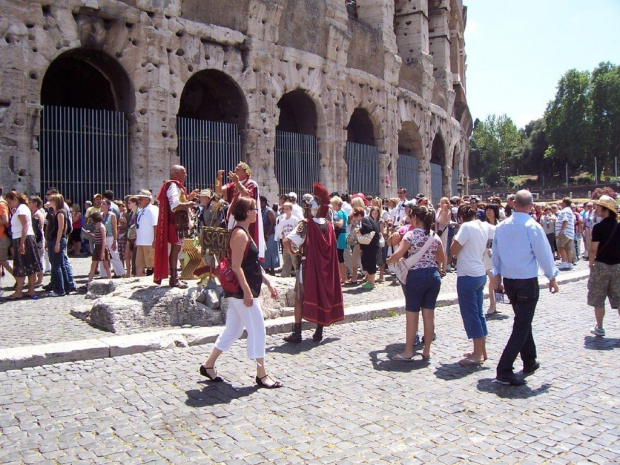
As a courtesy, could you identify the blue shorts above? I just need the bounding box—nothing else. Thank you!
[405,267,442,312]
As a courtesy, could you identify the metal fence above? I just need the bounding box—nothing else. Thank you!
[177,118,241,191]
[345,141,379,197]
[40,106,129,206]
[452,168,459,196]
[430,162,443,205]
[397,153,419,198]
[274,130,320,195]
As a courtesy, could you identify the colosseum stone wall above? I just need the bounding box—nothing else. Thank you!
[0,0,471,205]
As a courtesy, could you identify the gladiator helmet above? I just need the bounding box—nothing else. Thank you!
[301,182,330,218]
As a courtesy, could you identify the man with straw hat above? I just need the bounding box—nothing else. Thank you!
[588,195,620,337]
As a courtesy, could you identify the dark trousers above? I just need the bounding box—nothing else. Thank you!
[497,278,539,377]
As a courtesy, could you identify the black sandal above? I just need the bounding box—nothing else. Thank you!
[199,365,223,382]
[255,375,283,389]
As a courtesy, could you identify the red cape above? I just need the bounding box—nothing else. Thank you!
[302,219,345,326]
[153,180,186,285]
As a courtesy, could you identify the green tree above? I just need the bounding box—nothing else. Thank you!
[469,114,523,186]
[544,69,591,171]
[519,118,550,181]
[589,62,620,180]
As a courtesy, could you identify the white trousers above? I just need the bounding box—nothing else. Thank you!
[99,236,125,276]
[215,297,266,360]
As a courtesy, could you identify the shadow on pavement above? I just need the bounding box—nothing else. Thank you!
[266,337,340,354]
[434,362,492,381]
[185,383,258,407]
[368,344,432,372]
[583,335,619,351]
[476,378,552,399]
[485,313,510,322]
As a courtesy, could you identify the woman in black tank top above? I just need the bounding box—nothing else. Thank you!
[200,196,283,389]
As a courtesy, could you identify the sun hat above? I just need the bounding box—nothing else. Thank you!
[199,189,213,198]
[595,195,618,215]
[134,189,152,200]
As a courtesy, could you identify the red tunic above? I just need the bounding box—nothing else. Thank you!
[302,219,345,326]
[153,180,186,285]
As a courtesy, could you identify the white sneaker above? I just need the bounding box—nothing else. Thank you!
[591,326,605,337]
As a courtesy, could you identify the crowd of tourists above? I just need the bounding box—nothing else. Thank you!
[1,165,618,388]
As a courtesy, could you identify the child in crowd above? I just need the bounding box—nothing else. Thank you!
[87,211,111,283]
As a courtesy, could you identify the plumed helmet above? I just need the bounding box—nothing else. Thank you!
[313,182,330,218]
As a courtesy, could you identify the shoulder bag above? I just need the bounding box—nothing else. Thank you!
[389,233,436,285]
[215,227,251,294]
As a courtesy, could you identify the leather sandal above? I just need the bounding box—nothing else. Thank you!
[199,365,223,382]
[256,375,283,389]
[170,279,188,289]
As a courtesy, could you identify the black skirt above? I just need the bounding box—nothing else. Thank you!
[12,235,43,277]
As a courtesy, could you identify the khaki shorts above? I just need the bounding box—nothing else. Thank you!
[587,262,620,308]
[136,245,154,269]
[0,236,10,261]
[556,233,573,250]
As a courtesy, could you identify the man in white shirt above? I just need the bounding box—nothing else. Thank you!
[390,187,409,226]
[275,202,300,277]
[288,192,304,221]
[555,197,575,270]
[134,190,158,277]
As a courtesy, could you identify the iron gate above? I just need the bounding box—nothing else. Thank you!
[40,106,129,206]
[274,130,320,195]
[345,141,379,197]
[397,153,419,197]
[452,168,459,196]
[177,118,241,191]
[430,162,443,205]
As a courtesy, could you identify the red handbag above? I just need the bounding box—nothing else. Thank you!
[214,228,250,293]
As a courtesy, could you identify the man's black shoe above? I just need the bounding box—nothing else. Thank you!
[42,284,53,291]
[493,373,526,386]
[523,362,540,376]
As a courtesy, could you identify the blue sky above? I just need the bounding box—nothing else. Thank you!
[464,0,620,129]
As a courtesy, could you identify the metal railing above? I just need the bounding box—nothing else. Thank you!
[345,141,379,197]
[430,162,443,205]
[452,168,459,196]
[177,118,241,191]
[397,153,419,198]
[40,106,129,205]
[274,130,320,195]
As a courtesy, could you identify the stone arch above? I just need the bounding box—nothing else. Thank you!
[276,89,318,136]
[177,69,248,189]
[345,107,381,196]
[41,48,134,113]
[39,48,134,205]
[346,107,379,146]
[274,89,322,194]
[178,69,248,128]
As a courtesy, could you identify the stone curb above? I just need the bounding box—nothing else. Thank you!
[0,269,590,372]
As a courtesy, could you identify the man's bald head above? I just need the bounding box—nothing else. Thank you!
[170,165,187,182]
[514,190,533,212]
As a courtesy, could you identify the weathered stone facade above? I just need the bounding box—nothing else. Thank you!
[0,0,471,201]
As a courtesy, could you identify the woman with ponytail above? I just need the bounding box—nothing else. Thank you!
[451,204,489,365]
[386,206,446,361]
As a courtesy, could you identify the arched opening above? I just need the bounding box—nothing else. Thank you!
[177,70,247,190]
[397,121,423,198]
[430,134,446,205]
[451,145,460,196]
[274,89,320,195]
[345,108,379,196]
[40,48,133,206]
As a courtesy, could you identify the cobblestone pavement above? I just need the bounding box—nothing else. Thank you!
[1,277,619,464]
[0,255,591,349]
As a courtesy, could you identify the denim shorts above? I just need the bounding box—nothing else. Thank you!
[405,267,442,312]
